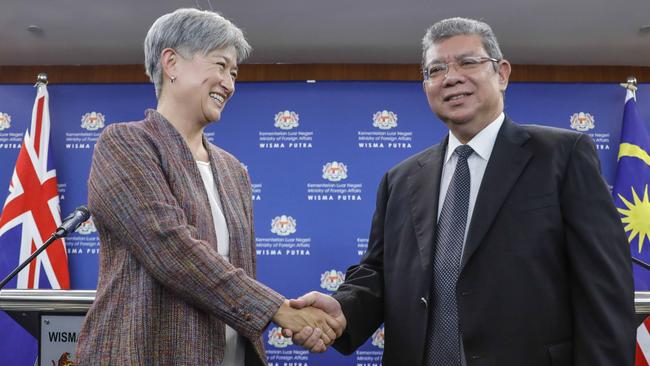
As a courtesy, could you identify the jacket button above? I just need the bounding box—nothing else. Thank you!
[244,313,253,321]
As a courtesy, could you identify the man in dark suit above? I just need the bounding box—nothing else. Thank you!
[286,17,635,365]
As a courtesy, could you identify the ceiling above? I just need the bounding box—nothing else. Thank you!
[1,0,649,66]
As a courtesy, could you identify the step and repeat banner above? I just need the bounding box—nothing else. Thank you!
[0,81,648,365]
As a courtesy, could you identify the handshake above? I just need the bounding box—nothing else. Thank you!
[271,291,347,353]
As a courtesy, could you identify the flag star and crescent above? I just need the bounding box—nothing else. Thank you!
[614,82,650,366]
[614,82,650,256]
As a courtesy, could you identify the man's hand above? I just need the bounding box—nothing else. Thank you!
[272,300,337,351]
[282,291,347,353]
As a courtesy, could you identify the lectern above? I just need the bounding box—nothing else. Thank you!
[2,290,650,365]
[0,289,94,366]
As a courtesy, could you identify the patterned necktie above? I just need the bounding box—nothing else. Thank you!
[424,144,474,366]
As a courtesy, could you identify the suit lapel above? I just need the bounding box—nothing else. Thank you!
[461,117,532,270]
[407,139,447,270]
[206,142,243,270]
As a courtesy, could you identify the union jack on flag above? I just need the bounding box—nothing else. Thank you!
[0,82,69,289]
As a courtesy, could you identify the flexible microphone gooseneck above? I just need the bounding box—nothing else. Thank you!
[0,206,90,290]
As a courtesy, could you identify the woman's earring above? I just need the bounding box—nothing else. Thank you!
[170,76,176,83]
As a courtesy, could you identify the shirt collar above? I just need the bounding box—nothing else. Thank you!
[444,112,505,164]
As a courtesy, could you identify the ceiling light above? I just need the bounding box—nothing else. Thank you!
[26,25,44,34]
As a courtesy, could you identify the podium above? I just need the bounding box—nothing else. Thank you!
[637,292,650,321]
[2,289,650,364]
[0,289,94,366]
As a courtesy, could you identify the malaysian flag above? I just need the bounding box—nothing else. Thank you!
[0,80,69,289]
[612,83,650,365]
[614,83,650,290]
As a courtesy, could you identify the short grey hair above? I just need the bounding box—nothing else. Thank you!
[421,17,503,68]
[144,8,252,98]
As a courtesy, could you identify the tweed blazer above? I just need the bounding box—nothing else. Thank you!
[76,109,284,365]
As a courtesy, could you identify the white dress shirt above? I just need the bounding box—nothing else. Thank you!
[196,160,244,366]
[437,112,505,256]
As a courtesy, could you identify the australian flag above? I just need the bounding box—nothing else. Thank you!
[0,81,69,364]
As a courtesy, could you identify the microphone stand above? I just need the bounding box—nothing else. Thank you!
[0,232,64,290]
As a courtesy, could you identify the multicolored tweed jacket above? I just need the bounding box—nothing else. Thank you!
[76,109,284,365]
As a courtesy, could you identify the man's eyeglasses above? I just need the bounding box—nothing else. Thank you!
[423,56,500,81]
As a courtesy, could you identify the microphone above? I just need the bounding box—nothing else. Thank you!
[55,206,91,238]
[0,206,90,290]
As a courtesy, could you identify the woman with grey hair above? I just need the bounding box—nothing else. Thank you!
[76,8,339,365]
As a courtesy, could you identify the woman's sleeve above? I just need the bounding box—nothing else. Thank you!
[88,124,283,338]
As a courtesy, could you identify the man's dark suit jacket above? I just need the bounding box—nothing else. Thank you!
[333,117,635,365]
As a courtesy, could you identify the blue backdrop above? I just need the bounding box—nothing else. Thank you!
[0,81,648,365]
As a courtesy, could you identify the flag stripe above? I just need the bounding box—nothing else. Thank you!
[639,320,650,356]
[27,241,37,289]
[33,96,44,156]
[637,342,649,366]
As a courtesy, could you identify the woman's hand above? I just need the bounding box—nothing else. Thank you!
[272,300,338,350]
